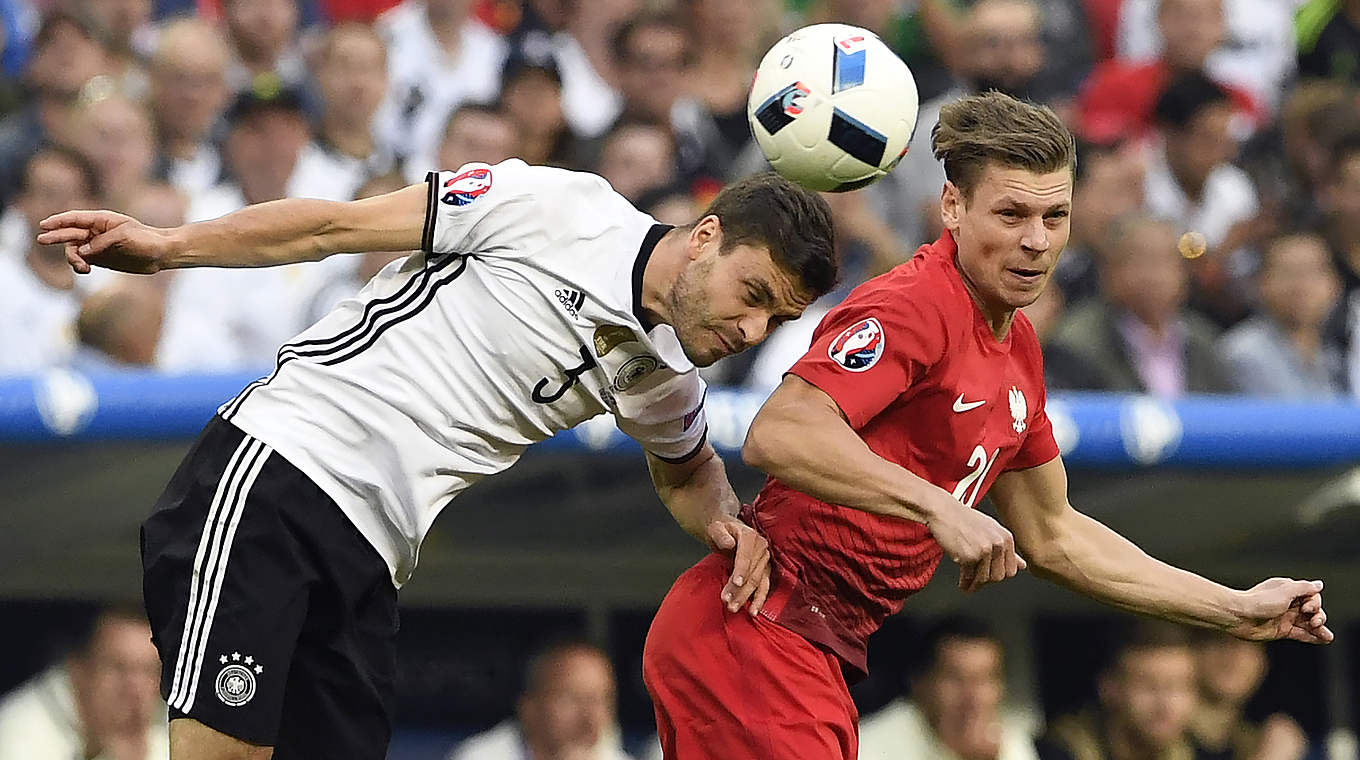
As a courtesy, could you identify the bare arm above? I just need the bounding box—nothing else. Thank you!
[37,184,429,273]
[646,443,771,614]
[743,374,1025,591]
[990,456,1332,642]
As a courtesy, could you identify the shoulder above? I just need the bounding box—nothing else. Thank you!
[0,668,70,741]
[1218,317,1274,355]
[858,700,930,747]
[1052,300,1113,347]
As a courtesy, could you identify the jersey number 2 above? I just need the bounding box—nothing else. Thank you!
[951,445,999,508]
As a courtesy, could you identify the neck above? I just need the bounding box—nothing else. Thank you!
[162,132,200,161]
[1286,323,1322,360]
[956,260,1016,340]
[1170,160,1207,200]
[1136,311,1176,338]
[427,5,464,51]
[27,245,75,291]
[639,228,688,327]
[320,117,373,159]
[1104,717,1164,760]
[1189,699,1240,751]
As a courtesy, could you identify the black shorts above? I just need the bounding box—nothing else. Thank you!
[141,415,399,758]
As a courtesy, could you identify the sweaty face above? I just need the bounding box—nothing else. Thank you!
[946,165,1072,320]
[667,225,813,366]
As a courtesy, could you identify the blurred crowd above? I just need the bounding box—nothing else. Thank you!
[0,0,1357,399]
[0,606,1332,760]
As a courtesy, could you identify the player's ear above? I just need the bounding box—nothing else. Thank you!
[940,181,963,235]
[690,215,721,259]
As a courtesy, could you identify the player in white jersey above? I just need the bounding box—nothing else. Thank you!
[39,159,839,760]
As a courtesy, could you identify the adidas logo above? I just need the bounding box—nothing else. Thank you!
[555,288,586,319]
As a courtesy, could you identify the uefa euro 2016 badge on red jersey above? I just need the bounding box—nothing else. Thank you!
[441,165,493,206]
[1009,386,1028,434]
[828,317,884,372]
[215,651,263,707]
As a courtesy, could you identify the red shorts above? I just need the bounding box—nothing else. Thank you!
[642,554,858,760]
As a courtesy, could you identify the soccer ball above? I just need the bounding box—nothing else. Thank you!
[747,24,919,192]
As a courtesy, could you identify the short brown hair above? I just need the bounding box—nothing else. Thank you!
[932,91,1076,198]
[700,172,839,298]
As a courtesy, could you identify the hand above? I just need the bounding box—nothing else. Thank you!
[705,516,772,616]
[1228,578,1332,644]
[36,210,177,274]
[925,494,1026,593]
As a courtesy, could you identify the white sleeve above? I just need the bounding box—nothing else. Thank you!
[419,159,536,255]
[615,373,710,463]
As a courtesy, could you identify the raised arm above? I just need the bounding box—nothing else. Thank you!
[989,456,1333,643]
[744,374,1025,591]
[37,183,429,274]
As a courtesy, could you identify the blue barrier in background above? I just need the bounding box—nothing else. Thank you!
[2,369,1359,468]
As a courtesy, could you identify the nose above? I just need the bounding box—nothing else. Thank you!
[737,313,769,348]
[1021,219,1050,254]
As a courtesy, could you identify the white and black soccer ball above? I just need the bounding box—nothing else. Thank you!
[747,23,920,192]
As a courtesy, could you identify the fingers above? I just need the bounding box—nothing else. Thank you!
[965,552,993,593]
[1288,623,1334,644]
[725,546,770,613]
[35,227,93,246]
[38,209,123,232]
[749,573,771,618]
[705,521,737,553]
[64,244,90,274]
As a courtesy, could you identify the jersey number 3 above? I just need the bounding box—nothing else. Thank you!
[952,445,1000,508]
[532,346,596,404]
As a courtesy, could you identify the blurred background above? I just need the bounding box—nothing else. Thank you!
[0,0,1358,759]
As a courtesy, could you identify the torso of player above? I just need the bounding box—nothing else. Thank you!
[224,161,706,585]
[753,235,1056,674]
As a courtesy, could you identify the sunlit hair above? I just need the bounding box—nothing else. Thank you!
[932,91,1076,199]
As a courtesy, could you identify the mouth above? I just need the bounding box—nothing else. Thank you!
[1005,266,1047,286]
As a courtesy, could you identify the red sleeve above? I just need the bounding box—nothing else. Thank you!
[788,295,948,430]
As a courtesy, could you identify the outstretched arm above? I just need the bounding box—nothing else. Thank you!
[990,456,1332,643]
[646,443,772,615]
[37,183,429,274]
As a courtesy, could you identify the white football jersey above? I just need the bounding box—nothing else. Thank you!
[223,160,708,585]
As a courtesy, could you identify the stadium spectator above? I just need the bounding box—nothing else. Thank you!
[1218,232,1345,398]
[682,0,780,179]
[1052,139,1147,306]
[502,0,632,140]
[86,0,155,98]
[868,0,1049,252]
[1187,632,1308,760]
[377,0,507,182]
[157,85,322,371]
[0,9,109,204]
[636,183,699,227]
[147,18,231,196]
[605,12,724,184]
[221,0,308,96]
[290,22,394,202]
[437,102,520,171]
[0,147,110,376]
[73,92,157,209]
[1115,0,1294,113]
[1320,133,1360,396]
[858,616,1040,760]
[1145,72,1262,327]
[497,51,577,167]
[1296,0,1360,85]
[449,641,635,760]
[1038,623,1201,760]
[0,605,166,760]
[1240,81,1360,234]
[1077,0,1261,144]
[595,120,678,203]
[1047,212,1233,395]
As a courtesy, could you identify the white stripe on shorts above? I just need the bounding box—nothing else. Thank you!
[167,435,272,712]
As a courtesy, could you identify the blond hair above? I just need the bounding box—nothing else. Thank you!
[932,91,1076,198]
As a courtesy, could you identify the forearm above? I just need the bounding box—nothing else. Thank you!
[648,450,742,545]
[743,403,940,524]
[165,189,424,269]
[1033,509,1244,629]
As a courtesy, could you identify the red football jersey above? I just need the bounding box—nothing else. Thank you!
[748,231,1060,678]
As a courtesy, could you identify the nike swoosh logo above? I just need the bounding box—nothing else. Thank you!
[953,394,986,413]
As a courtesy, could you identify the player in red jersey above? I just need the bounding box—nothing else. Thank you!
[642,91,1332,760]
